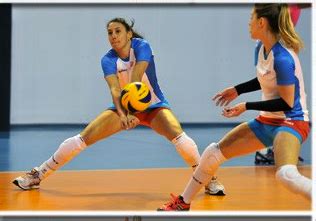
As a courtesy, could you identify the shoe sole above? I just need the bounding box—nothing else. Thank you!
[12,180,39,190]
[205,190,226,196]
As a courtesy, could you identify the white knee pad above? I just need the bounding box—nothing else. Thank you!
[47,134,87,169]
[193,143,226,184]
[275,164,311,199]
[198,143,226,174]
[172,132,200,168]
[57,134,87,162]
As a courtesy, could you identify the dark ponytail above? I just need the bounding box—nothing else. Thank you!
[107,17,144,39]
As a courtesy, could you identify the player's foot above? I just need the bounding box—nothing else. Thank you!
[254,149,275,165]
[255,148,304,165]
[157,194,190,211]
[12,167,41,190]
[205,176,226,195]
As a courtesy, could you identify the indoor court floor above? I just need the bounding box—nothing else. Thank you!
[0,124,312,212]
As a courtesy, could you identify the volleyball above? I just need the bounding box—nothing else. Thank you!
[120,82,151,113]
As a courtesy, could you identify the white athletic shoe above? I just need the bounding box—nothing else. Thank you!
[205,176,226,195]
[12,167,41,190]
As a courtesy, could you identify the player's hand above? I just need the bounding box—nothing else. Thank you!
[119,114,130,130]
[222,102,246,118]
[212,87,238,107]
[126,114,140,129]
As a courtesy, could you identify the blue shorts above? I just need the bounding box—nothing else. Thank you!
[247,118,307,147]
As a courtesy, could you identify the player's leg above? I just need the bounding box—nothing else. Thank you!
[150,108,225,195]
[204,119,273,196]
[273,131,311,199]
[13,110,123,190]
[181,122,266,203]
[150,108,200,169]
[158,122,266,211]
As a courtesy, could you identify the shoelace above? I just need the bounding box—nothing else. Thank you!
[27,169,39,178]
[25,169,41,184]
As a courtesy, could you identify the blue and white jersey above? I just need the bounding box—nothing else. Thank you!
[254,41,309,121]
[101,38,169,109]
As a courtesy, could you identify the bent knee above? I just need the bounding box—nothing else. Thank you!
[275,165,299,185]
[199,143,226,174]
[275,164,312,199]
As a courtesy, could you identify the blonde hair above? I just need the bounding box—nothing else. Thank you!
[278,4,304,53]
[255,4,304,53]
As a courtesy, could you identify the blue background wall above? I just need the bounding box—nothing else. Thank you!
[10,4,311,124]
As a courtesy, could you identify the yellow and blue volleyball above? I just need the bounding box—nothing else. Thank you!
[120,82,151,113]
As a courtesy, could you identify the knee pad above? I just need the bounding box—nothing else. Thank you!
[275,165,311,199]
[57,134,87,161]
[172,132,200,168]
[198,143,226,175]
[192,143,226,184]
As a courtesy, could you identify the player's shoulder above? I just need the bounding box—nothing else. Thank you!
[101,49,118,64]
[131,38,150,49]
[272,42,294,65]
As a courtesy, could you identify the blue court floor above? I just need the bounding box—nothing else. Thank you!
[0,124,311,172]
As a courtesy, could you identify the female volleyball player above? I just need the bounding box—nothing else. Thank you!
[254,3,311,165]
[158,4,311,211]
[12,17,224,195]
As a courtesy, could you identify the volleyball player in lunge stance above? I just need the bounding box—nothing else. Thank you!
[254,3,311,165]
[13,18,225,195]
[158,4,311,211]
